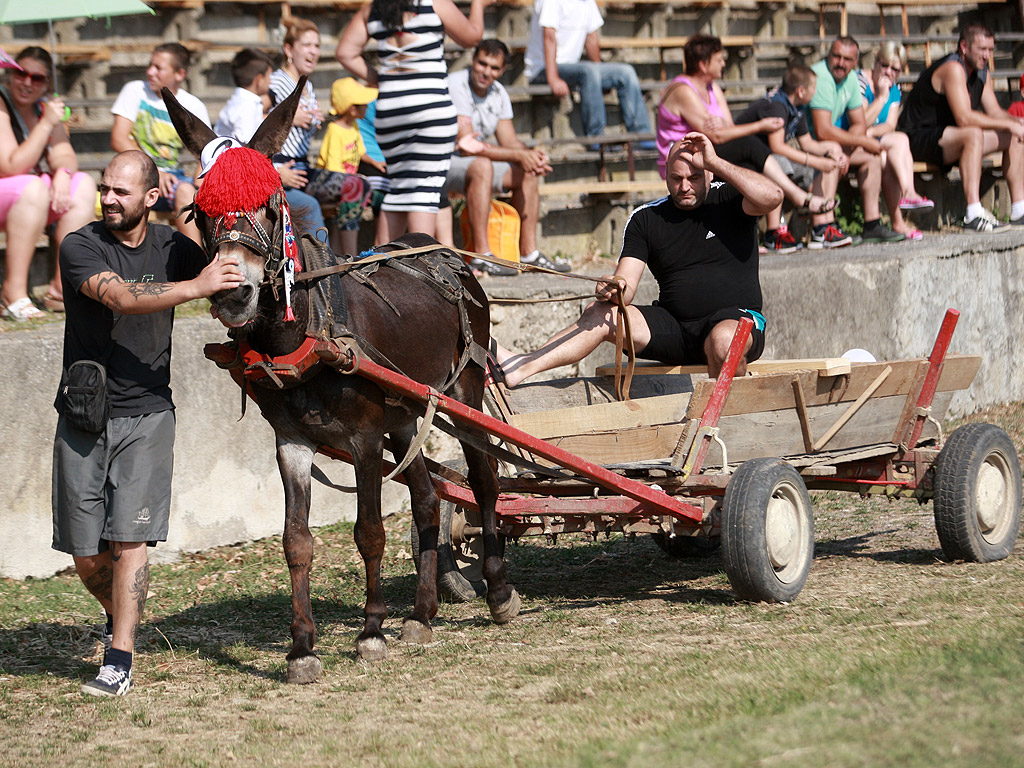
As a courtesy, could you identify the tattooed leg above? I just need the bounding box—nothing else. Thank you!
[109,541,150,654]
[73,553,114,614]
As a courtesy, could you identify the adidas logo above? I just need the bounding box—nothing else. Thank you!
[706,231,716,239]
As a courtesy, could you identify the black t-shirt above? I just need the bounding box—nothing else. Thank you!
[620,182,761,321]
[57,222,208,417]
[735,92,809,147]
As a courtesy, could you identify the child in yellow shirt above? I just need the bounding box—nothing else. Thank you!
[309,78,385,254]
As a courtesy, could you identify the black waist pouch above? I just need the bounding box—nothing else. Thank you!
[61,360,110,433]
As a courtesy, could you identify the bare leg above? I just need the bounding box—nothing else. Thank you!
[107,542,149,654]
[1,178,49,307]
[989,129,1024,203]
[703,319,754,378]
[497,301,651,387]
[73,551,115,617]
[435,205,454,247]
[940,125,984,206]
[849,147,882,221]
[465,158,494,252]
[506,165,541,256]
[879,149,908,233]
[173,182,202,245]
[812,141,843,228]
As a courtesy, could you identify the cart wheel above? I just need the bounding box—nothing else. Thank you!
[721,458,814,603]
[933,423,1022,563]
[650,532,720,558]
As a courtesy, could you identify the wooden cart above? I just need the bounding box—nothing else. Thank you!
[334,309,1022,604]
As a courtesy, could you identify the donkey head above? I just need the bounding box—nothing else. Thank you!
[163,79,307,327]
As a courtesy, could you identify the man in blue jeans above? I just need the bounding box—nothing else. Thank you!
[524,0,653,147]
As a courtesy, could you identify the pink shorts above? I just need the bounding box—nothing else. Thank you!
[0,171,90,228]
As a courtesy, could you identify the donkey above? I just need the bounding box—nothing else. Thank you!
[164,80,519,683]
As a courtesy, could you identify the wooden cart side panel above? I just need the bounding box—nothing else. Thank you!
[507,392,692,439]
[702,391,955,467]
[686,355,980,419]
[536,424,687,466]
[502,374,695,416]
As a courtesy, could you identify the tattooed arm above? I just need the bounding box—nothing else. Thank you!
[80,255,244,314]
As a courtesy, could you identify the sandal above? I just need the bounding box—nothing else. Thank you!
[906,228,923,241]
[484,338,509,388]
[42,290,65,313]
[2,296,46,322]
[799,193,837,215]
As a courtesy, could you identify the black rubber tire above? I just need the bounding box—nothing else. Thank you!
[933,423,1022,563]
[650,532,720,558]
[721,458,814,603]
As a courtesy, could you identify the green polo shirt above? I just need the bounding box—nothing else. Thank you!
[807,58,862,137]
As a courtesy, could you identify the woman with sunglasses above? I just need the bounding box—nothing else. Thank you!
[849,41,933,239]
[0,47,96,320]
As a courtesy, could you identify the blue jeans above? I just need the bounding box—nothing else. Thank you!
[285,187,327,242]
[533,61,651,136]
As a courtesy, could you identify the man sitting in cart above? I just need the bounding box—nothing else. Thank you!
[493,132,783,383]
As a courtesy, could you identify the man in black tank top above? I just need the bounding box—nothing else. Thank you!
[494,133,783,383]
[897,22,1024,232]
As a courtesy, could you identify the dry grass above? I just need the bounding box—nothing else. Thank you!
[0,407,1022,767]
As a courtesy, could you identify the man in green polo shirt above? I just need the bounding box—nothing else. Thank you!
[808,36,905,246]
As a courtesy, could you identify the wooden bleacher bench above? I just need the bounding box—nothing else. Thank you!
[539,178,665,199]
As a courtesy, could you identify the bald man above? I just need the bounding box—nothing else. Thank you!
[495,133,782,383]
[52,150,242,697]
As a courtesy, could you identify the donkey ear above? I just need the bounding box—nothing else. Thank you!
[162,86,217,158]
[248,75,307,158]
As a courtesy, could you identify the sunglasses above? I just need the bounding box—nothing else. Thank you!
[12,70,48,85]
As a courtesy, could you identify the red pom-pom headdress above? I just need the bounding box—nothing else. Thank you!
[194,146,282,218]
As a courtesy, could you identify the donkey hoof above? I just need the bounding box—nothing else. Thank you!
[489,587,521,625]
[400,618,433,646]
[286,654,323,684]
[356,635,388,662]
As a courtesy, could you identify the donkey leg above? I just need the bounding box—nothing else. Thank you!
[277,439,323,684]
[389,434,438,646]
[351,437,390,662]
[463,444,521,625]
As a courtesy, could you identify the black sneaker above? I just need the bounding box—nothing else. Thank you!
[521,250,571,272]
[860,224,906,244]
[808,223,853,249]
[963,209,1010,233]
[763,226,803,254]
[469,253,518,277]
[81,663,132,697]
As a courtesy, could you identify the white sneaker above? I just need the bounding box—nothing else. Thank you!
[521,250,571,272]
[963,209,1010,233]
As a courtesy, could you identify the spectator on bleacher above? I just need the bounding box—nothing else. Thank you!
[658,35,836,253]
[898,22,1024,232]
[735,64,844,253]
[1010,75,1024,120]
[111,43,206,246]
[313,77,382,255]
[448,39,571,275]
[356,99,391,244]
[213,47,327,242]
[845,41,933,240]
[337,0,490,239]
[523,0,653,147]
[493,133,782,386]
[0,47,96,321]
[808,36,905,246]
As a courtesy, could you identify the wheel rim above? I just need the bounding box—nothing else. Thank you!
[451,506,485,583]
[975,450,1015,544]
[764,480,811,583]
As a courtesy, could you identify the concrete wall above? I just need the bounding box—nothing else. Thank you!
[3,232,1023,578]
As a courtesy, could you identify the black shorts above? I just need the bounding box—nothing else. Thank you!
[904,127,949,169]
[716,135,771,173]
[635,305,766,366]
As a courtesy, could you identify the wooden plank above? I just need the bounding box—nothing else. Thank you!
[701,392,955,467]
[687,356,979,419]
[502,374,694,415]
[539,179,665,197]
[599,35,755,50]
[538,424,686,466]
[594,357,852,377]
[507,392,691,440]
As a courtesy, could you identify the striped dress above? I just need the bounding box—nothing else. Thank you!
[368,0,457,212]
[269,70,320,169]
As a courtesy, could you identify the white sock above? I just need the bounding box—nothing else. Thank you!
[521,250,540,262]
[1012,202,1024,220]
[966,203,985,222]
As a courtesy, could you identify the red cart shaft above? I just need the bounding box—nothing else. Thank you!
[901,308,959,450]
[349,356,704,522]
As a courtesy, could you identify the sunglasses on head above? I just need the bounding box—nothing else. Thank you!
[13,70,48,85]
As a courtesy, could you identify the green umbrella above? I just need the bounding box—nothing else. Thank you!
[0,0,155,87]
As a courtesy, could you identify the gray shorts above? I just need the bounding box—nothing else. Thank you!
[446,155,512,196]
[52,410,176,557]
[772,153,817,189]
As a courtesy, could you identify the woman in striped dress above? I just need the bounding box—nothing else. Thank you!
[337,0,488,238]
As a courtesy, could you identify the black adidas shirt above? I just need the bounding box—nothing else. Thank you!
[57,222,208,417]
[620,181,760,321]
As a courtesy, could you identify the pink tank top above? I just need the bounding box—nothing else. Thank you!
[656,75,725,178]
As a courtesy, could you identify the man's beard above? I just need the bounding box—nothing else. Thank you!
[103,202,146,232]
